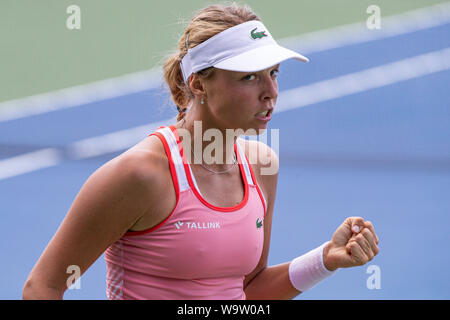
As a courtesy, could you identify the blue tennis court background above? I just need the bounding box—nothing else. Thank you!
[0,16,449,299]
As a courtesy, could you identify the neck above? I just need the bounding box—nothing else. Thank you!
[176,111,238,171]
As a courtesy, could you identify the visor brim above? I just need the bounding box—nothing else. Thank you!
[213,44,309,72]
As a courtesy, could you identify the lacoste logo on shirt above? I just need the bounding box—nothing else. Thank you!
[256,217,263,229]
[174,221,221,230]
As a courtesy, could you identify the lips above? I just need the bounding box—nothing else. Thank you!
[255,108,273,121]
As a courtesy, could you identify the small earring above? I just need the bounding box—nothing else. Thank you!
[200,95,204,104]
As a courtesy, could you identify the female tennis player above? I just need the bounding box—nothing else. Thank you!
[23,3,379,300]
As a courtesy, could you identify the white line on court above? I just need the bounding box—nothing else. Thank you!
[68,118,174,160]
[0,68,164,123]
[276,47,450,113]
[0,2,449,123]
[279,2,450,53]
[1,47,449,181]
[0,148,62,180]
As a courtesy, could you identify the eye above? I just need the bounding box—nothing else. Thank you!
[270,69,280,77]
[243,74,256,81]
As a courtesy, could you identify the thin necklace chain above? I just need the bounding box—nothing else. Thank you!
[181,118,237,174]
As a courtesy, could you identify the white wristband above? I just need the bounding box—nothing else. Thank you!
[288,241,337,292]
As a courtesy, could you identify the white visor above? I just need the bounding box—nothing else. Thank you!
[180,20,309,83]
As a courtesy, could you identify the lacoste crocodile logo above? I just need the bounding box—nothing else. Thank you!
[256,217,263,229]
[251,28,267,40]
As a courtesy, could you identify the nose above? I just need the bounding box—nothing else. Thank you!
[260,73,278,102]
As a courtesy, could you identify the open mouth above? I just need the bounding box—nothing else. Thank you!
[255,109,272,118]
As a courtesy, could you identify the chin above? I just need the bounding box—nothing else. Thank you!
[222,117,270,137]
[235,123,269,137]
[254,124,268,135]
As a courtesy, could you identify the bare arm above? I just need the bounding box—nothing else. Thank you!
[242,141,301,299]
[244,262,300,300]
[242,141,380,300]
[241,140,295,299]
[244,219,380,299]
[22,150,161,299]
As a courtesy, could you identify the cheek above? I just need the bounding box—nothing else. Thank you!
[223,96,254,123]
[208,79,258,122]
[220,86,256,112]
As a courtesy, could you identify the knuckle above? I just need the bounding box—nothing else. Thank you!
[348,216,363,223]
[346,217,355,224]
[348,242,358,252]
[364,253,371,262]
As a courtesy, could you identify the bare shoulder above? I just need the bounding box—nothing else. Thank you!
[69,134,171,228]
[22,134,173,297]
[237,137,279,180]
[107,134,170,185]
[113,134,176,232]
[236,137,279,205]
[61,132,174,240]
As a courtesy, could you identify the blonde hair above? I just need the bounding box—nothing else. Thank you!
[163,3,261,121]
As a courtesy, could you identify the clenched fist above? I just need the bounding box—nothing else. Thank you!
[323,217,380,271]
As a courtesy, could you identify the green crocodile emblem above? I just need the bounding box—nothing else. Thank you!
[251,28,267,40]
[256,217,263,229]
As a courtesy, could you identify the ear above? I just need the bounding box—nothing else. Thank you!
[188,74,207,97]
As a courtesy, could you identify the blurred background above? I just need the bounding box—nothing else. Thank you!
[0,0,449,299]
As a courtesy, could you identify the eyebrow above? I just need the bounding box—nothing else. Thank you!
[229,64,281,79]
[266,64,281,72]
[245,64,281,75]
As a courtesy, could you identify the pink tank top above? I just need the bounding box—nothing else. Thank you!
[104,125,267,300]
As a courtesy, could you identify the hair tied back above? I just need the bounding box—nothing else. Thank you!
[185,32,190,51]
